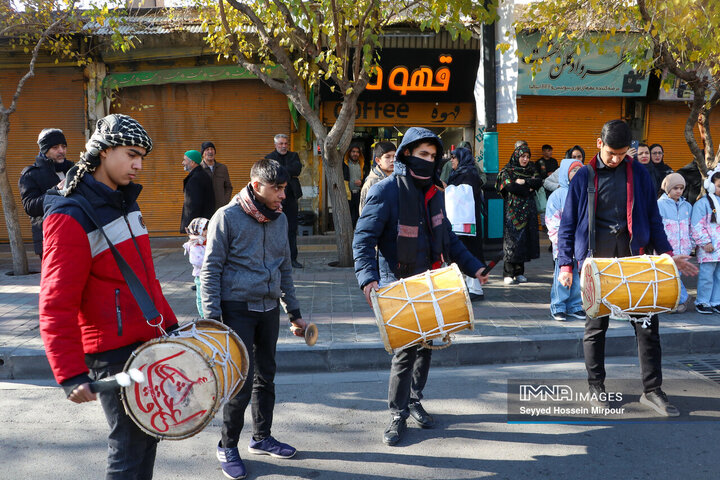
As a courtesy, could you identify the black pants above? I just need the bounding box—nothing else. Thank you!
[220,301,280,447]
[503,261,524,278]
[283,196,299,262]
[92,362,159,480]
[349,191,360,229]
[584,314,663,393]
[388,344,432,417]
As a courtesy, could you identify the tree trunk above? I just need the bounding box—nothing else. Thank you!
[323,145,353,266]
[0,114,29,275]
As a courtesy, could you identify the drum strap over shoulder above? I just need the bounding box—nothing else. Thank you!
[66,194,162,327]
[587,166,596,257]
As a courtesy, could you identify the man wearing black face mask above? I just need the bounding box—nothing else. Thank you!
[353,127,489,446]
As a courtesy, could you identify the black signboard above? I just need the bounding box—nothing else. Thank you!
[320,48,480,103]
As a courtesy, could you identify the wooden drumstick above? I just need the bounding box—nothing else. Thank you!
[291,323,319,346]
[89,368,145,393]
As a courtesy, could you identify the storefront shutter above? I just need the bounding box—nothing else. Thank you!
[110,79,290,236]
[0,67,86,243]
[646,102,720,172]
[497,96,623,168]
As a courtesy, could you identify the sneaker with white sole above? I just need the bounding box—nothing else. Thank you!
[217,442,247,479]
[696,304,714,314]
[551,311,567,321]
[567,310,586,320]
[640,389,680,417]
[515,275,528,283]
[248,436,296,458]
[504,277,518,285]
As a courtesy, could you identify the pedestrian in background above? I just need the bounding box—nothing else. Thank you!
[360,141,395,212]
[343,144,365,228]
[180,149,214,233]
[183,217,209,318]
[545,158,585,321]
[201,141,234,212]
[691,167,720,314]
[266,134,304,268]
[543,145,585,193]
[496,144,542,285]
[657,173,693,313]
[18,128,74,257]
[446,146,486,300]
[649,143,674,198]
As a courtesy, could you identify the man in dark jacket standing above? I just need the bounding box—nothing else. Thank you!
[353,127,488,446]
[200,141,233,212]
[266,134,303,268]
[18,128,74,256]
[181,149,214,233]
[557,119,697,417]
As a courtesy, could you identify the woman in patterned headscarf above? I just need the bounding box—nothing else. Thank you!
[495,144,543,284]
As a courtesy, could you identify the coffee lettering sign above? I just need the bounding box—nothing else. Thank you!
[322,101,473,126]
[367,55,453,95]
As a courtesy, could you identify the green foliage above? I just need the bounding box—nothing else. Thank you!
[518,0,720,106]
[190,0,494,103]
[0,0,136,71]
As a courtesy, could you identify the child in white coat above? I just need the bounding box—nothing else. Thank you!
[691,169,720,314]
[183,217,209,317]
[657,173,693,313]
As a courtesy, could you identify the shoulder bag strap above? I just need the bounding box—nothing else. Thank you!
[587,166,596,258]
[66,194,162,325]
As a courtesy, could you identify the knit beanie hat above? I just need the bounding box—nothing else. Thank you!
[661,172,686,194]
[185,150,202,165]
[37,128,67,153]
[201,141,216,155]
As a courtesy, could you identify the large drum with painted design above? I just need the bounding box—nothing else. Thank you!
[121,319,249,440]
[370,264,474,354]
[580,254,681,319]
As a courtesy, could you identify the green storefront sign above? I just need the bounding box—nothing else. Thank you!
[517,33,648,97]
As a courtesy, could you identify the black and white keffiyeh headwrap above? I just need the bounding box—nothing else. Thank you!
[60,114,153,196]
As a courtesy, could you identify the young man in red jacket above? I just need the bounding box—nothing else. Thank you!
[39,114,178,479]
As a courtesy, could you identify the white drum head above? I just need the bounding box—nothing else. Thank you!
[122,339,221,440]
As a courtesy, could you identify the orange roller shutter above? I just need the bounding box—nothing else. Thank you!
[0,68,86,243]
[646,102,720,172]
[110,79,290,236]
[496,97,623,168]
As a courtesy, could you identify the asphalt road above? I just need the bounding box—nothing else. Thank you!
[2,355,719,479]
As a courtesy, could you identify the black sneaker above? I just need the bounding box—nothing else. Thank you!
[291,260,304,269]
[640,389,680,417]
[712,305,720,314]
[383,415,406,446]
[567,310,586,320]
[408,402,434,428]
[552,311,567,321]
[588,384,610,409]
[696,304,714,314]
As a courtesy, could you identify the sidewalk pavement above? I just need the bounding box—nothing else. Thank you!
[2,235,720,380]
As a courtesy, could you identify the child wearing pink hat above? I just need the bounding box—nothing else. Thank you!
[658,173,693,312]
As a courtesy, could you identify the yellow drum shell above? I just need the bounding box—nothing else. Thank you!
[580,254,681,318]
[371,264,474,354]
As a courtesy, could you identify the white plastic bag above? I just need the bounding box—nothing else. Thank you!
[445,184,476,236]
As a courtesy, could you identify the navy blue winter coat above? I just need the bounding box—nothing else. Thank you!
[353,128,483,288]
[557,154,672,269]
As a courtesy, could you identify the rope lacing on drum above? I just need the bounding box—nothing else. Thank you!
[173,323,245,405]
[381,270,466,350]
[597,255,676,328]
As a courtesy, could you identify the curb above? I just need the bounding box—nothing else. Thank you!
[5,328,720,380]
